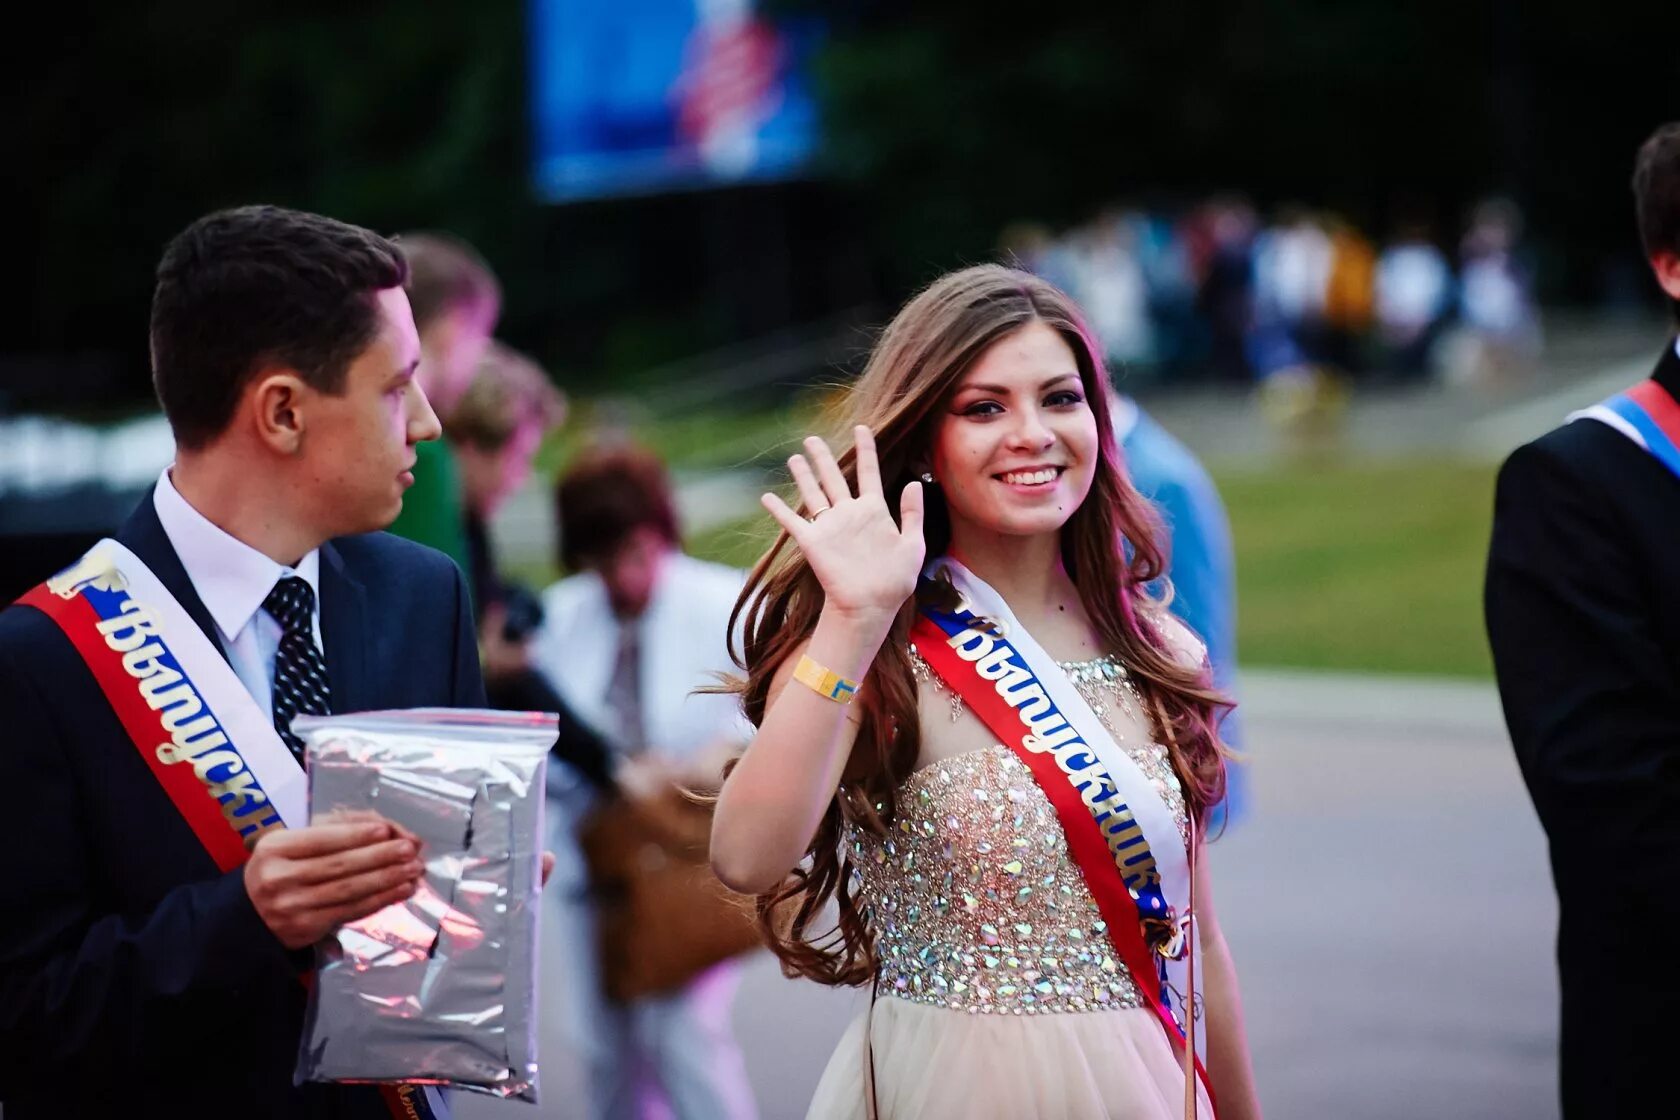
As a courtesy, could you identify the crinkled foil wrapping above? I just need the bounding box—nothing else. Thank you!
[293,709,554,1103]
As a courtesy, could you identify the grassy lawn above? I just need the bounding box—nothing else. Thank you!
[1212,458,1498,679]
[687,514,780,571]
[536,394,830,477]
[681,457,1500,680]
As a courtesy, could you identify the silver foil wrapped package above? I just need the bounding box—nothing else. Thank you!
[292,708,555,1103]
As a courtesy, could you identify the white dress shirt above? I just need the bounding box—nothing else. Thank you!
[151,469,322,721]
[534,553,749,760]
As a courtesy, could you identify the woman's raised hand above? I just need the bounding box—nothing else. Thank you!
[761,426,925,624]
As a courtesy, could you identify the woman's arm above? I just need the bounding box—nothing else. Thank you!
[1194,846,1263,1119]
[710,611,889,893]
[709,427,925,894]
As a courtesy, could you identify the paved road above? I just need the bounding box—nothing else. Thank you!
[456,670,1559,1120]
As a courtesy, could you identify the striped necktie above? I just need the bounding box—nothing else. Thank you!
[263,576,332,761]
[604,621,646,753]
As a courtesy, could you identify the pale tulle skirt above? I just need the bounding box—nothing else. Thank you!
[805,997,1214,1120]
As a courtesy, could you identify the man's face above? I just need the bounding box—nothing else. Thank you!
[300,287,440,535]
[458,419,544,520]
[586,524,669,620]
[419,299,496,419]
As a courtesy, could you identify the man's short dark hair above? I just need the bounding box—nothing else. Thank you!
[1633,122,1680,322]
[556,444,679,572]
[396,232,502,333]
[150,205,408,450]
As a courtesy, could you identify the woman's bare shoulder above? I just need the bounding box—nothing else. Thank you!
[1147,608,1209,671]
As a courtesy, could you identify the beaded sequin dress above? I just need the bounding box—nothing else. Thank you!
[804,653,1213,1120]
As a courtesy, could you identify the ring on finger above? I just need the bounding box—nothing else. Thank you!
[807,506,831,522]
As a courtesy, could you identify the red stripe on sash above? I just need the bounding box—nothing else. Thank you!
[1627,379,1680,442]
[911,615,1214,1105]
[381,1084,426,1118]
[19,584,250,871]
[17,582,439,1120]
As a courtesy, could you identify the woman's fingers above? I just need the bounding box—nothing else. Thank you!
[898,479,925,541]
[760,492,810,540]
[804,436,852,508]
[852,425,882,500]
[786,454,829,516]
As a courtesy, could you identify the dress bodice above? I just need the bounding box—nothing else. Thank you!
[848,652,1191,1018]
[851,745,1143,1017]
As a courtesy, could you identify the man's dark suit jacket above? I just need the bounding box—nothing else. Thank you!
[0,492,486,1118]
[1486,341,1680,1118]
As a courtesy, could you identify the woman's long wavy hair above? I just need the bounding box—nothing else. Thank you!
[727,264,1231,987]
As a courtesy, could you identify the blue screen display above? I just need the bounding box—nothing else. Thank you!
[530,0,821,202]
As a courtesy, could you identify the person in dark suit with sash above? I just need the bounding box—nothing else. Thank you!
[0,206,487,1118]
[1485,122,1680,1118]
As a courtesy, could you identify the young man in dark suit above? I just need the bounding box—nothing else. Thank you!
[1486,122,1680,1118]
[0,206,490,1117]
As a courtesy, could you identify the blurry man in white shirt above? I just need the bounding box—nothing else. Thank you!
[533,442,755,1120]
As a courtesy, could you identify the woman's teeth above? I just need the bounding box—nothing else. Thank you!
[1000,468,1058,485]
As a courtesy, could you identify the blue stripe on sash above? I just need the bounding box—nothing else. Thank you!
[1604,394,1680,479]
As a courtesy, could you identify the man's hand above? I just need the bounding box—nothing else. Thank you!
[244,817,424,950]
[479,603,531,681]
[616,754,680,802]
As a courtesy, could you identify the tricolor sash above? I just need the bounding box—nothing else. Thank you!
[908,558,1212,1104]
[17,539,448,1120]
[1568,378,1680,481]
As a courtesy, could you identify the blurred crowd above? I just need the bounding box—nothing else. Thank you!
[1001,195,1544,402]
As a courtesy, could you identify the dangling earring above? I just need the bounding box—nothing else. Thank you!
[920,471,936,484]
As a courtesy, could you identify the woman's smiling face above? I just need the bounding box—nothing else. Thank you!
[929,320,1099,544]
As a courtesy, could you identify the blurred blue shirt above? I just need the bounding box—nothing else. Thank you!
[1114,396,1247,830]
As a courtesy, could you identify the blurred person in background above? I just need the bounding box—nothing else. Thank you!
[386,232,502,580]
[447,340,568,613]
[712,265,1260,1119]
[1254,209,1356,436]
[1136,205,1204,378]
[1374,218,1454,380]
[1443,197,1542,388]
[1485,121,1680,1119]
[1071,210,1156,371]
[1189,197,1258,384]
[1258,212,1368,434]
[445,343,621,794]
[1319,213,1377,378]
[1250,204,1332,372]
[1109,388,1248,830]
[1248,206,1334,427]
[534,443,756,1120]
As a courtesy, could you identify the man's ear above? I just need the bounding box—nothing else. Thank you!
[1653,252,1680,304]
[249,370,309,454]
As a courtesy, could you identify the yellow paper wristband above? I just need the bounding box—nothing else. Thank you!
[793,653,859,704]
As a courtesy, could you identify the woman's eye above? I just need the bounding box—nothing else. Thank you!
[1046,390,1084,407]
[961,401,1003,417]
